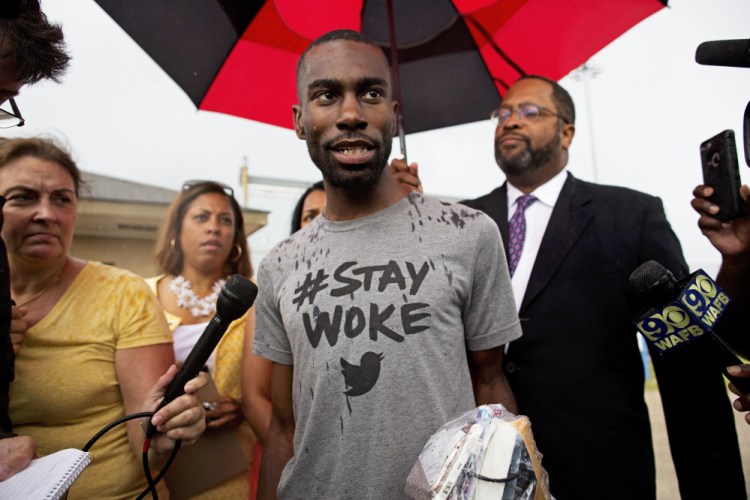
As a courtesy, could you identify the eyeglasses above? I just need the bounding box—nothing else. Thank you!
[182,179,234,197]
[490,103,570,126]
[0,98,24,129]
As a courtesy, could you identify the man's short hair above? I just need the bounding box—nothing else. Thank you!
[517,75,575,125]
[0,0,70,84]
[296,29,385,88]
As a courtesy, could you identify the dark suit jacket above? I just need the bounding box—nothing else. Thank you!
[463,173,745,500]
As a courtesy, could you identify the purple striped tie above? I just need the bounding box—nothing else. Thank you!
[508,194,537,276]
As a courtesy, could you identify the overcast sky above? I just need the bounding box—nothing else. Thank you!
[4,0,750,272]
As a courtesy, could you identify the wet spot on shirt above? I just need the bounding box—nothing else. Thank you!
[442,256,453,286]
[449,210,465,229]
[406,193,424,216]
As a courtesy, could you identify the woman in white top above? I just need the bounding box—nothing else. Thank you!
[148,180,256,498]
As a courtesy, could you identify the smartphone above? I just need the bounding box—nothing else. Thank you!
[744,100,750,167]
[700,129,746,222]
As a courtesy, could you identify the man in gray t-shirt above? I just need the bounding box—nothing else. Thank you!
[252,29,522,499]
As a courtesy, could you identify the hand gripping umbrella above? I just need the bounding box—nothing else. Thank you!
[95,0,667,156]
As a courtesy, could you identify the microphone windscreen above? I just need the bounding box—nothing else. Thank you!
[629,260,673,296]
[217,274,258,320]
[695,39,750,68]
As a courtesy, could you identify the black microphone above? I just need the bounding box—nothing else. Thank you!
[695,39,750,68]
[146,274,258,437]
[630,261,750,393]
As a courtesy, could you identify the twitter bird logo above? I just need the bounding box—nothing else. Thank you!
[340,352,384,397]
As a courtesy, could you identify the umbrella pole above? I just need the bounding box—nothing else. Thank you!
[465,16,527,79]
[386,0,407,162]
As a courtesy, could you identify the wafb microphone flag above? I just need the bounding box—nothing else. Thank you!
[634,270,731,354]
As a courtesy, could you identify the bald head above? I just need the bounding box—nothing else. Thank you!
[512,75,575,125]
[296,29,388,99]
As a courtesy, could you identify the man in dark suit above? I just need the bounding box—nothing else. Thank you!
[462,76,745,499]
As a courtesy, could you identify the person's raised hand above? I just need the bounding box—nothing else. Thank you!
[691,184,750,257]
[727,364,750,425]
[390,156,422,194]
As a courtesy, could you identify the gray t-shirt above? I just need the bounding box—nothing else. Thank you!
[253,193,522,499]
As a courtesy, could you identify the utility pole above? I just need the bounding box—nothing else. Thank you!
[571,63,602,182]
[239,156,249,207]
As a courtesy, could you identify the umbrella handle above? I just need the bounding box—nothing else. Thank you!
[386,0,407,163]
[397,112,407,163]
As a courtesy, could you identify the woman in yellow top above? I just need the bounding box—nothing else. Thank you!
[3,137,207,499]
[149,180,256,499]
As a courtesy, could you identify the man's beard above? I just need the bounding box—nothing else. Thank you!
[495,132,561,177]
[307,132,393,191]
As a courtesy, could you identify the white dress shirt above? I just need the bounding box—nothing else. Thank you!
[507,170,568,310]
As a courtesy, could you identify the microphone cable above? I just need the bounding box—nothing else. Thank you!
[82,410,181,500]
[137,435,180,500]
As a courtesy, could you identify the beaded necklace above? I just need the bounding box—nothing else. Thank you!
[168,275,226,318]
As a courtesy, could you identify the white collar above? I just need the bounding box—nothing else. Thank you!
[507,169,568,209]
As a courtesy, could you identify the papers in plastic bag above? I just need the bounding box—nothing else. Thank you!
[405,404,551,500]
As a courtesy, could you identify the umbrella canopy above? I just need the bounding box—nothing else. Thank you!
[95,0,667,134]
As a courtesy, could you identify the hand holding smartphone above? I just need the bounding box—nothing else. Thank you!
[700,129,746,222]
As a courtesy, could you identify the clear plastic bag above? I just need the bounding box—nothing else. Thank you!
[405,404,551,500]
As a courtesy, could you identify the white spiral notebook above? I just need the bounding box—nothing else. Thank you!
[0,448,92,499]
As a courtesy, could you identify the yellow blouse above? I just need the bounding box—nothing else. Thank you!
[11,262,173,499]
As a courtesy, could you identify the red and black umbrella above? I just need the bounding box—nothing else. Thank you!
[95,0,666,135]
